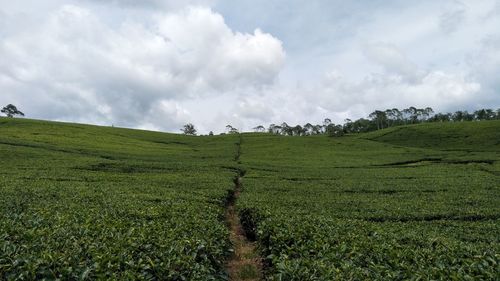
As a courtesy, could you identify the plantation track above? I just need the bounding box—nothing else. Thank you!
[225,136,263,281]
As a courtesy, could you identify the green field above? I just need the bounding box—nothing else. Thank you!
[1,118,499,280]
[0,118,240,280]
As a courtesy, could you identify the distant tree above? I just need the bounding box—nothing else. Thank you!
[452,111,464,122]
[351,118,372,133]
[423,107,434,121]
[181,123,197,135]
[369,110,387,130]
[253,125,265,133]
[226,125,239,134]
[268,124,281,134]
[408,107,418,123]
[292,125,304,136]
[473,109,497,121]
[385,109,395,127]
[303,123,314,135]
[401,107,418,124]
[324,123,336,135]
[312,124,323,135]
[281,122,292,136]
[429,113,451,122]
[208,131,214,136]
[474,109,487,121]
[484,109,496,120]
[463,111,474,121]
[268,124,275,133]
[342,119,353,133]
[328,124,344,137]
[391,108,403,125]
[1,104,24,118]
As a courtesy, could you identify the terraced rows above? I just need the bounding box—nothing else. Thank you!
[0,118,239,280]
[237,121,500,280]
[1,118,499,280]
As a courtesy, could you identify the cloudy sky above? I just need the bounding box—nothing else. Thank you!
[1,0,499,133]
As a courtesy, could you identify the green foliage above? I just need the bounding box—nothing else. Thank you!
[181,123,197,135]
[1,118,499,280]
[237,121,500,280]
[0,118,238,280]
[1,104,24,118]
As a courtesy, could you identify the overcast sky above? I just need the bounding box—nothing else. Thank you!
[1,0,499,133]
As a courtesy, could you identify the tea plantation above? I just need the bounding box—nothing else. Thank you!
[1,118,499,280]
[0,118,240,280]
[238,121,499,280]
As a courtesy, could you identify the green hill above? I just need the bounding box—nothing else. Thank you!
[0,118,499,280]
[0,118,239,280]
[364,120,500,152]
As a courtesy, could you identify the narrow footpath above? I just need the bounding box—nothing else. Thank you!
[225,135,263,281]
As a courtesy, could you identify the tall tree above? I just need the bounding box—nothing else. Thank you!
[281,122,293,136]
[423,107,434,121]
[369,110,387,130]
[1,104,24,118]
[181,123,197,135]
[253,125,265,132]
[292,125,304,136]
[328,124,344,137]
[484,109,495,120]
[312,124,323,135]
[226,125,239,134]
[452,111,464,122]
[303,123,314,136]
[268,124,281,134]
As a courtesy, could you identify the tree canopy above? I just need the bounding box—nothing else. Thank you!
[261,107,499,137]
[1,104,24,118]
[181,123,197,135]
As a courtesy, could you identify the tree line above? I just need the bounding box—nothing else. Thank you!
[182,107,499,136]
[258,107,500,137]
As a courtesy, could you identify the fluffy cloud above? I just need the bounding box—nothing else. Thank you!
[1,1,499,133]
[362,42,420,82]
[0,4,284,131]
[310,69,481,122]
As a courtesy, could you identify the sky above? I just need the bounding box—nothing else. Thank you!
[1,0,499,133]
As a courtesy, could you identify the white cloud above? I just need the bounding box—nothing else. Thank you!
[234,98,275,121]
[362,42,420,82]
[311,69,481,122]
[1,1,499,133]
[0,4,285,131]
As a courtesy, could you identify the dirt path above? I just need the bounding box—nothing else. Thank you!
[225,137,263,281]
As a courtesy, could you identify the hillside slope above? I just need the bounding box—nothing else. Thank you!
[363,120,500,152]
[1,118,499,280]
[0,118,239,280]
[237,122,499,280]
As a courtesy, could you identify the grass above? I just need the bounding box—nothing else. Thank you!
[0,117,499,280]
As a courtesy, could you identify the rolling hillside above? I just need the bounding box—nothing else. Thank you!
[0,118,240,280]
[237,121,499,280]
[364,120,500,151]
[0,118,499,280]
